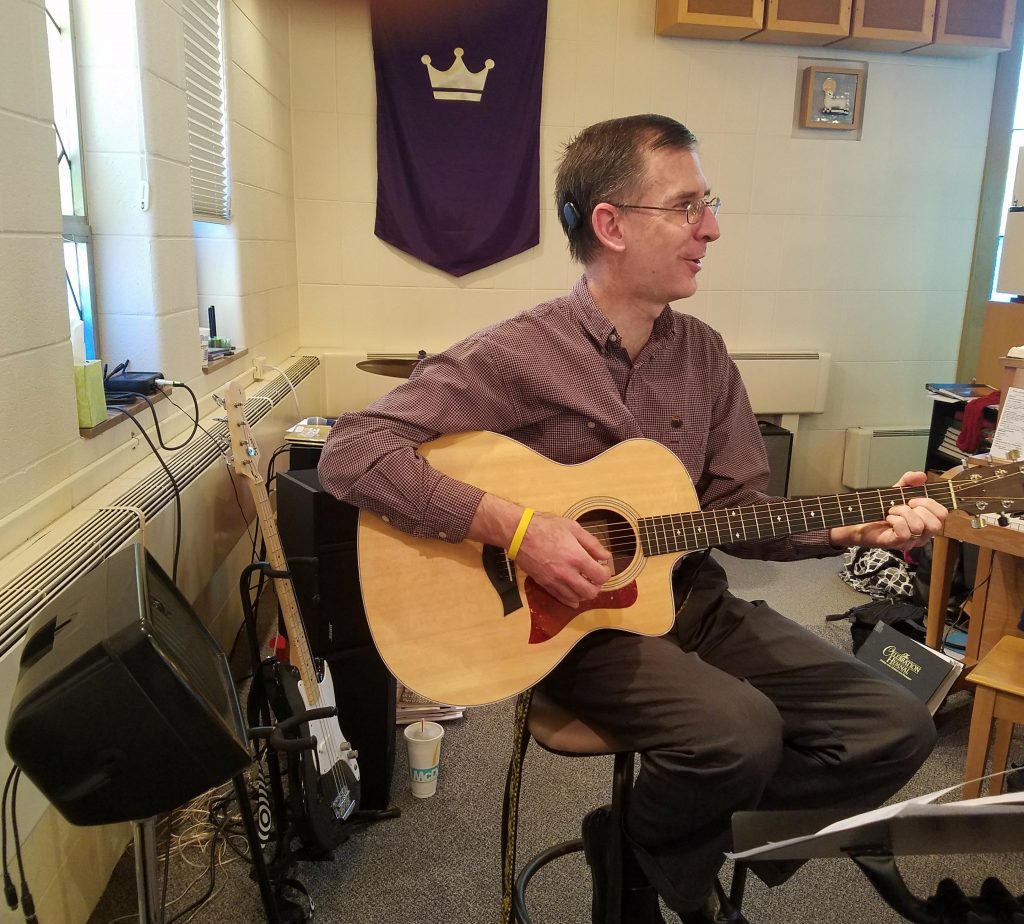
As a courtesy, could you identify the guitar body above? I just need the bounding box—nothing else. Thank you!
[267,660,360,852]
[358,431,700,706]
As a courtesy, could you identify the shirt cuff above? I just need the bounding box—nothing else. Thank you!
[422,475,486,543]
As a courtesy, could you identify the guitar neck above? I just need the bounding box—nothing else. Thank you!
[248,476,321,703]
[639,481,956,557]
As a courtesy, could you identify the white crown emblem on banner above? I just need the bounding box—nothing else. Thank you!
[420,47,495,102]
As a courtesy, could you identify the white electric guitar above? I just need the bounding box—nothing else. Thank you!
[224,381,359,850]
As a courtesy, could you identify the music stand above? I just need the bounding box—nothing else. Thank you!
[730,798,1024,923]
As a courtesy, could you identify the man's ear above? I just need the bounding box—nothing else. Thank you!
[590,202,627,253]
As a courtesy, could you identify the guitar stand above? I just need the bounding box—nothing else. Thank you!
[238,561,394,923]
[730,806,1024,924]
[239,561,320,923]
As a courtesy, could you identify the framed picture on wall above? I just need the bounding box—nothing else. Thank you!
[799,65,865,131]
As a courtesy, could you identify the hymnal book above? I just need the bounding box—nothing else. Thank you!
[855,622,963,714]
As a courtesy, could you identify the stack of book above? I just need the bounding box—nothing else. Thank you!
[284,416,335,446]
[395,683,465,725]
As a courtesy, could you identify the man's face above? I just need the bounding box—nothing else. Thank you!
[618,147,720,303]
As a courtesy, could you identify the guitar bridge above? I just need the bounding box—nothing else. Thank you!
[482,545,523,616]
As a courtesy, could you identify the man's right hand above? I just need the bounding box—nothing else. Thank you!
[513,511,613,608]
[467,494,612,608]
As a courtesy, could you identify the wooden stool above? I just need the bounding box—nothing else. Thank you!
[510,689,636,924]
[963,635,1024,799]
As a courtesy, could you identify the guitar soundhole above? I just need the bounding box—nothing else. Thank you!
[577,508,635,575]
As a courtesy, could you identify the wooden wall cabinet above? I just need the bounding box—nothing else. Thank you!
[830,0,937,52]
[655,0,766,40]
[908,0,1016,56]
[744,0,852,45]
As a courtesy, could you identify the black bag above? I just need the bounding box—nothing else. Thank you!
[826,600,928,653]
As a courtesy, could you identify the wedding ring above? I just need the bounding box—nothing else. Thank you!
[910,532,923,539]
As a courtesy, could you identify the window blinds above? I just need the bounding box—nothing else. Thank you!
[183,0,230,220]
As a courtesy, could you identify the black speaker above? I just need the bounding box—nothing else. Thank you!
[277,468,397,810]
[277,468,368,652]
[323,645,396,812]
[6,545,250,826]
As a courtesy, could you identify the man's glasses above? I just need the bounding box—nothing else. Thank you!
[609,196,721,225]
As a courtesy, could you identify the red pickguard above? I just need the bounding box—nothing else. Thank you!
[524,577,638,643]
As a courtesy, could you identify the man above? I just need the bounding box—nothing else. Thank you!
[318,114,947,923]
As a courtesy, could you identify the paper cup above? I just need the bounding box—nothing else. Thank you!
[403,721,445,798]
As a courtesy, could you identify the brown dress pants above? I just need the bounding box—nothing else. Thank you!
[537,555,937,913]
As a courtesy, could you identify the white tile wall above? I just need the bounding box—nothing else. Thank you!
[288,0,997,494]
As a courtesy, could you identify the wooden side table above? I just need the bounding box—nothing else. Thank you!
[963,635,1024,799]
[925,510,1024,663]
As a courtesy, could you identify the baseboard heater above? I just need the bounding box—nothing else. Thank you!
[0,356,320,660]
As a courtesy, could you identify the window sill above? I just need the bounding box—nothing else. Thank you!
[203,347,248,374]
[80,389,168,439]
[79,349,249,438]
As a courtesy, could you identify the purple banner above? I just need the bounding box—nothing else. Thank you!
[371,0,548,277]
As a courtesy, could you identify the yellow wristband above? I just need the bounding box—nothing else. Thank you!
[507,508,535,561]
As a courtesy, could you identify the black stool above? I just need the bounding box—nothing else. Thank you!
[508,688,637,924]
[505,690,750,924]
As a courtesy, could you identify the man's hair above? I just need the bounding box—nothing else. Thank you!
[554,114,698,264]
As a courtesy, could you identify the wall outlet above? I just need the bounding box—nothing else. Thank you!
[253,356,267,380]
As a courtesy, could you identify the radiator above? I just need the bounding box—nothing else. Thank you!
[729,351,830,415]
[842,426,930,489]
[0,355,320,660]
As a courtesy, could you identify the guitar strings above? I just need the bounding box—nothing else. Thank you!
[511,471,1017,559]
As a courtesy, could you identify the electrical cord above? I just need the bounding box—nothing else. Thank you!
[106,404,183,583]
[261,363,301,418]
[1,768,36,924]
[114,386,198,452]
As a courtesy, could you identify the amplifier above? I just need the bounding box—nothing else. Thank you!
[277,468,396,810]
[6,545,250,825]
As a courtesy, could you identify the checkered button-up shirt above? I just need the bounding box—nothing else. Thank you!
[318,277,836,561]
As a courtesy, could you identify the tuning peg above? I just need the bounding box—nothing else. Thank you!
[212,393,225,407]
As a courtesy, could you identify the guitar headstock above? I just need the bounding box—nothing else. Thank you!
[223,381,262,484]
[948,457,1024,518]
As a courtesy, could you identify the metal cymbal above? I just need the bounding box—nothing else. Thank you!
[355,352,426,379]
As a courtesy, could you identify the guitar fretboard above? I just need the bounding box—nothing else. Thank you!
[638,482,956,557]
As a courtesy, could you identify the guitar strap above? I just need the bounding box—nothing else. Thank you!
[499,687,534,924]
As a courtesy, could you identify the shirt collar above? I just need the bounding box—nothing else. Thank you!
[568,276,677,351]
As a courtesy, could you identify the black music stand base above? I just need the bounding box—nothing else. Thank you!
[731,806,1024,924]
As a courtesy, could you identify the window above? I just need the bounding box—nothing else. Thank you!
[992,51,1024,300]
[45,0,97,360]
[183,0,231,221]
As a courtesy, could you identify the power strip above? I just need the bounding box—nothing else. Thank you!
[104,372,163,395]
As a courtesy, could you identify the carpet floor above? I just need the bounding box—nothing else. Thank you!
[87,553,1024,924]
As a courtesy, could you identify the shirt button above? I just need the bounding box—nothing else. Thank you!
[609,334,618,342]
[438,531,447,539]
[587,421,596,429]
[381,515,390,523]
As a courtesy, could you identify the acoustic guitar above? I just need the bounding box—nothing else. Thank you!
[357,430,1024,708]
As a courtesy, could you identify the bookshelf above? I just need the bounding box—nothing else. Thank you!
[925,384,998,473]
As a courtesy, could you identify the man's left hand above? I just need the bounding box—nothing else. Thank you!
[828,471,947,551]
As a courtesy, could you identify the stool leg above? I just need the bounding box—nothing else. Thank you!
[964,687,997,799]
[989,715,1014,796]
[606,753,634,924]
